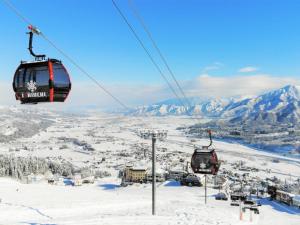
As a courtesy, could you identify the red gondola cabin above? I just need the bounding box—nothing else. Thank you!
[13,59,71,104]
[191,147,220,175]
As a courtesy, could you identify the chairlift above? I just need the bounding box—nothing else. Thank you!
[191,130,220,175]
[12,25,71,104]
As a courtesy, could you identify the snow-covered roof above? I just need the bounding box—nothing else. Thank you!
[131,167,147,171]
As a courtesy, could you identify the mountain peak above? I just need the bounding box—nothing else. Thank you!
[269,84,300,100]
[282,84,298,92]
[129,84,300,124]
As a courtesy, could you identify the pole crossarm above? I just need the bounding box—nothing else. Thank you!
[137,129,168,140]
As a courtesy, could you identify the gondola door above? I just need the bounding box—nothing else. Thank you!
[14,62,51,104]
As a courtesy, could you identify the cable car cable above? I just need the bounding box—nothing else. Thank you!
[40,34,130,110]
[126,0,212,144]
[127,0,193,110]
[111,0,186,108]
[113,0,204,128]
[2,0,130,110]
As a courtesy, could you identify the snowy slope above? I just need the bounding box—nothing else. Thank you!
[0,106,55,142]
[226,85,300,124]
[0,177,299,225]
[0,111,299,224]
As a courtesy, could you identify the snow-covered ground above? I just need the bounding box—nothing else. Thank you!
[0,111,299,224]
[0,177,299,225]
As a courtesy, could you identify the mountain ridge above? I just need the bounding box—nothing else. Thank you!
[128,85,300,124]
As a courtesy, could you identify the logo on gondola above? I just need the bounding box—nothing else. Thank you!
[27,80,37,93]
[200,163,206,169]
[21,80,46,98]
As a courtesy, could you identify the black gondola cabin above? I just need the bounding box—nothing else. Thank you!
[190,130,220,175]
[191,147,220,175]
[13,59,71,104]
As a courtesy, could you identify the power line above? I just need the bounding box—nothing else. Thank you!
[112,0,203,126]
[111,0,187,108]
[126,0,210,129]
[127,0,193,110]
[40,34,130,110]
[1,0,130,110]
[118,0,203,126]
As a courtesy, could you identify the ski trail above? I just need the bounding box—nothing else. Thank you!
[3,202,53,219]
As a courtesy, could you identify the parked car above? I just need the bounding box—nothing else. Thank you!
[244,200,256,206]
[180,174,201,187]
[230,192,247,201]
[250,207,260,214]
[215,192,228,201]
[230,200,240,206]
[120,181,133,187]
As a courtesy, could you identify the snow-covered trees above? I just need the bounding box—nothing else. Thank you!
[0,155,75,180]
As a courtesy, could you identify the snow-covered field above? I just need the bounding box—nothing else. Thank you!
[0,177,299,225]
[0,110,299,224]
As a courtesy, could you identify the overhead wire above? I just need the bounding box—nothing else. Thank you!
[127,0,194,110]
[121,0,211,144]
[111,0,187,108]
[1,0,130,110]
[112,0,205,132]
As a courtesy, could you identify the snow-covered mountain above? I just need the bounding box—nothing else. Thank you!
[227,85,300,124]
[129,97,234,117]
[129,85,300,124]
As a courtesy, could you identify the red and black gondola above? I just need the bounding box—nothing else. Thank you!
[191,130,220,175]
[12,25,71,104]
[13,59,71,104]
[191,147,220,175]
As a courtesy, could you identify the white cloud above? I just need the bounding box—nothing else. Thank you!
[238,66,259,73]
[202,62,223,73]
[1,74,299,109]
[183,74,300,98]
[0,81,170,110]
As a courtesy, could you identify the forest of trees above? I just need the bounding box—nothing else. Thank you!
[0,154,76,180]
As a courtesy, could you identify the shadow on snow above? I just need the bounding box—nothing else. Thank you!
[99,183,120,190]
[260,197,300,215]
[164,181,181,187]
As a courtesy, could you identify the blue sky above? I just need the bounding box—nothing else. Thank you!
[0,0,300,107]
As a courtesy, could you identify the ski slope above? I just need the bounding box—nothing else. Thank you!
[0,113,299,224]
[0,177,299,225]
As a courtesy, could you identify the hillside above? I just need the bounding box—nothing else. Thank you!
[129,85,300,125]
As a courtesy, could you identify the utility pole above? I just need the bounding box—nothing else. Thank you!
[139,129,167,216]
[205,174,207,204]
[152,134,156,215]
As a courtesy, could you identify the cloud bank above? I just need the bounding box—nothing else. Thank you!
[184,74,300,99]
[1,74,299,109]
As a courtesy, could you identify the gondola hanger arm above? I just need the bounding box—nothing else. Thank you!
[28,24,41,35]
[201,129,213,149]
[27,25,46,61]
